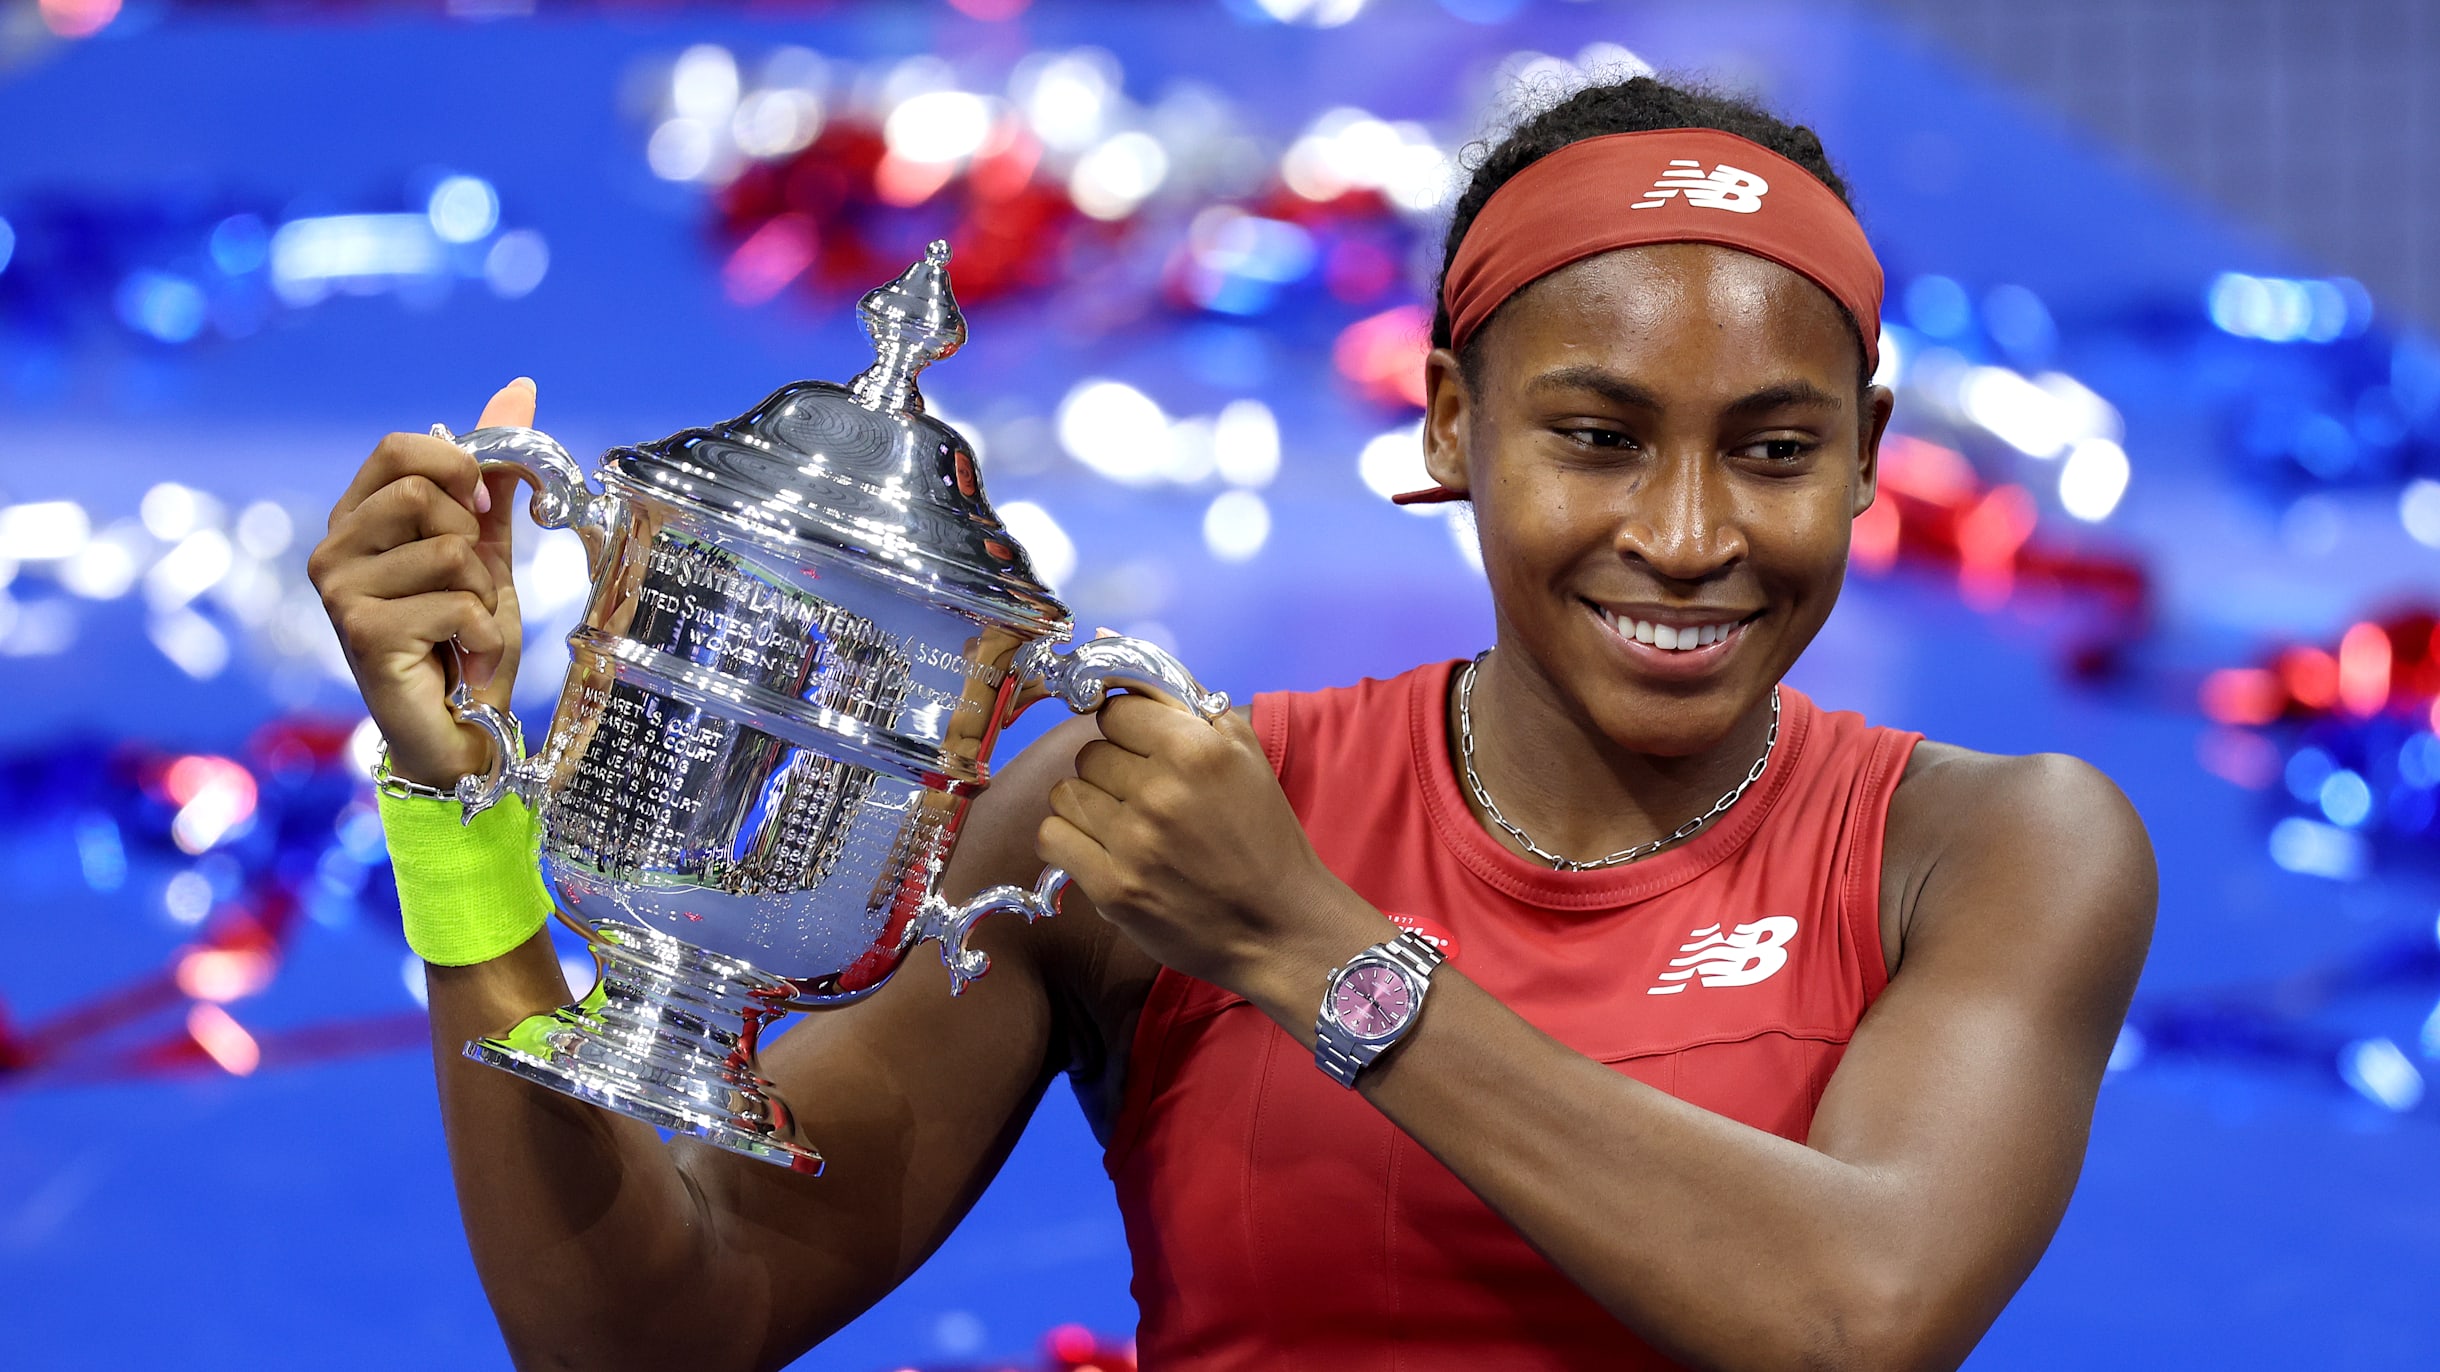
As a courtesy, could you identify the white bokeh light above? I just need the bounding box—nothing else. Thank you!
[2058,438,2130,522]
[1213,400,1281,488]
[733,88,823,158]
[648,119,716,181]
[671,45,741,122]
[1202,490,1271,562]
[885,90,995,164]
[1960,366,2072,457]
[1014,50,1116,152]
[1070,131,1168,220]
[2400,478,2440,548]
[1358,421,1430,506]
[1,501,91,561]
[484,230,550,299]
[426,176,499,244]
[234,501,293,559]
[61,525,144,600]
[1057,380,1172,484]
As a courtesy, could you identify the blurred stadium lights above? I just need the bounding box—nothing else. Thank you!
[2058,437,2130,522]
[37,0,119,39]
[162,868,214,926]
[1070,129,1168,220]
[886,89,999,164]
[0,501,91,562]
[115,271,208,343]
[1357,420,1430,507]
[245,177,543,311]
[1870,326,1904,389]
[1242,0,1367,26]
[176,947,276,1004]
[269,214,442,302]
[1057,380,1172,484]
[186,1002,261,1076]
[1904,273,1972,339]
[1182,207,1318,315]
[1980,283,2056,366]
[2339,1037,2425,1113]
[208,214,270,274]
[2267,815,2368,881]
[2208,271,2374,344]
[426,174,500,243]
[1957,367,2062,455]
[1212,400,1281,488]
[1015,49,1116,152]
[2403,479,2440,547]
[1201,489,1271,561]
[1280,108,1449,210]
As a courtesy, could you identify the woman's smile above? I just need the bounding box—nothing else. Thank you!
[1581,598,1765,681]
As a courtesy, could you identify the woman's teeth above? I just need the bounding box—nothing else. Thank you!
[1597,608,1740,652]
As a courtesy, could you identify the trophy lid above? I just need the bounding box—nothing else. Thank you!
[602,241,1070,631]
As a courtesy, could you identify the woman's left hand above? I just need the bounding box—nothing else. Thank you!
[1037,693,1393,1008]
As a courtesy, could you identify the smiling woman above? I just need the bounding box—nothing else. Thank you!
[326,72,2155,1372]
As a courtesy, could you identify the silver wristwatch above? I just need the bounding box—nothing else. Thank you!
[1314,928,1446,1088]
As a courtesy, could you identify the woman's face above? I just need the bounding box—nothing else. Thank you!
[1423,241,1893,757]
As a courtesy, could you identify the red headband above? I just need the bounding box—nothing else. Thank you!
[1396,127,1884,505]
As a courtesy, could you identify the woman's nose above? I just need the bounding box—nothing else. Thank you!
[1617,455,1745,581]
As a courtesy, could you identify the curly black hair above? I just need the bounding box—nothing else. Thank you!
[1431,75,1865,386]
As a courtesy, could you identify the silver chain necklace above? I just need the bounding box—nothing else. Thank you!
[1456,653,1780,872]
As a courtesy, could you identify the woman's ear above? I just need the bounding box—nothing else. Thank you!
[1421,348,1473,495]
[1851,383,1895,517]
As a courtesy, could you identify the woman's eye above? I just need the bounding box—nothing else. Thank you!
[1562,427,1634,450]
[1743,438,1812,463]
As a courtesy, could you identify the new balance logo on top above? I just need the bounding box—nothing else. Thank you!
[1648,917,1799,994]
[1631,160,1770,214]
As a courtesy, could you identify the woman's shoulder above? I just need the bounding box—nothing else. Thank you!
[1252,659,1451,718]
[1893,742,2140,831]
[1252,659,1454,768]
[1881,740,2156,972]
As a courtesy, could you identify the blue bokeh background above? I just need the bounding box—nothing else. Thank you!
[2,3,2436,1368]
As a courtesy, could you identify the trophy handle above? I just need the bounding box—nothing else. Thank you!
[429,422,622,821]
[924,634,1229,994]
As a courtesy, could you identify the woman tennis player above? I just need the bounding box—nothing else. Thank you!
[311,75,2154,1370]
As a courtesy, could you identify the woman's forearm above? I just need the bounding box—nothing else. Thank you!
[1356,970,1916,1370]
[426,934,756,1371]
[1243,899,1925,1372]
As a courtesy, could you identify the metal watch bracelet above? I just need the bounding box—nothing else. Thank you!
[1314,927,1446,1088]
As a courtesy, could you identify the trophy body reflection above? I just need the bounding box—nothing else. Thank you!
[435,242,1222,1173]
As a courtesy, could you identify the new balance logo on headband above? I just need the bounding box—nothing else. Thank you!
[1631,159,1770,214]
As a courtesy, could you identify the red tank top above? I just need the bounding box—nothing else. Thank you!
[1104,661,1921,1368]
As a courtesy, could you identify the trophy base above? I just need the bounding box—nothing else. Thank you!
[465,921,826,1175]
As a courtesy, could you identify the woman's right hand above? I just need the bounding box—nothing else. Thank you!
[308,379,537,791]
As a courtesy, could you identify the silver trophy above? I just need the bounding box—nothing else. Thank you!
[434,242,1223,1174]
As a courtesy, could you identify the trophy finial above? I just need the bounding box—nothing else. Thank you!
[850,239,967,414]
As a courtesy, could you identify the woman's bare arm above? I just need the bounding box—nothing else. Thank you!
[315,387,1103,1371]
[1252,751,2154,1372]
[1042,692,2153,1372]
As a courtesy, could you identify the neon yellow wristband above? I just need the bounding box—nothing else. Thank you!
[379,788,555,967]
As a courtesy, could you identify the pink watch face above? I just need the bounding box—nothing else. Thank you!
[1331,965,1414,1038]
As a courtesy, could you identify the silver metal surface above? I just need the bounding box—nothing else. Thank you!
[438,242,1222,1169]
[1456,652,1778,871]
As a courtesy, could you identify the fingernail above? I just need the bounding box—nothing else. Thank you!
[472,481,493,514]
[1093,626,1118,639]
[508,376,535,392]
